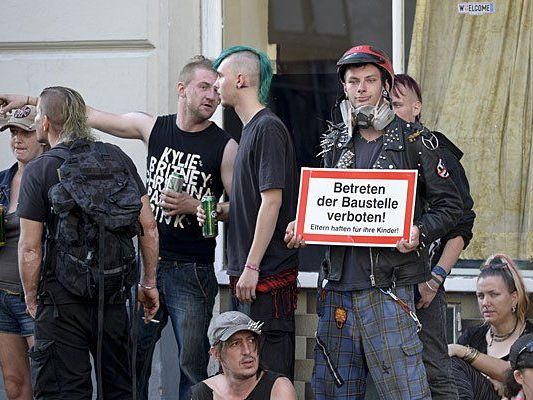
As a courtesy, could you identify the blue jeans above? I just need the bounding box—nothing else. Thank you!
[136,260,218,400]
[0,289,34,336]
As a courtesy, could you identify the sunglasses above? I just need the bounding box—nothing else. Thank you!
[481,262,509,270]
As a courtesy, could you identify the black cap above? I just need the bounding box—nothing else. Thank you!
[509,333,533,370]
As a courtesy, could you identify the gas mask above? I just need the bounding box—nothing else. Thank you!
[352,91,395,131]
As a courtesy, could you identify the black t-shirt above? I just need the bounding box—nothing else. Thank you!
[147,115,231,263]
[328,134,383,291]
[227,108,298,277]
[190,370,283,400]
[17,142,146,304]
[457,320,533,358]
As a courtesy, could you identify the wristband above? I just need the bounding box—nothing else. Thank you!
[244,264,260,273]
[425,281,438,292]
[430,274,443,287]
[138,282,157,290]
[432,265,448,280]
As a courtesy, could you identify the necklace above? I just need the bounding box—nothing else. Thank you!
[489,318,519,346]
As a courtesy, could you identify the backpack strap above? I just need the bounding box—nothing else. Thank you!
[41,146,71,167]
[96,220,105,400]
[130,243,141,400]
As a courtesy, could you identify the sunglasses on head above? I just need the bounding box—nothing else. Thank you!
[481,261,511,272]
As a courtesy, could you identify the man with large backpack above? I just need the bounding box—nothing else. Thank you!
[0,56,236,399]
[10,86,159,399]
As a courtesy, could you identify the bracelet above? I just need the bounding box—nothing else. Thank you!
[138,282,157,290]
[463,346,480,364]
[244,264,260,272]
[425,281,438,292]
[431,274,443,287]
[432,265,448,281]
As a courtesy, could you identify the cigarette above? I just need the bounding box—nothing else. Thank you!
[142,317,160,324]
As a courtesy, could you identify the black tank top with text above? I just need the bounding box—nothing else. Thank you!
[147,114,230,263]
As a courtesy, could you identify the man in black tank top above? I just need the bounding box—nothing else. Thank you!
[77,56,237,399]
[191,311,297,400]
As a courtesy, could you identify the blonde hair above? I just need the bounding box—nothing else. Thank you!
[480,253,530,324]
[39,86,95,143]
[178,55,216,85]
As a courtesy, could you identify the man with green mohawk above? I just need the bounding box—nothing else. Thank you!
[211,46,299,379]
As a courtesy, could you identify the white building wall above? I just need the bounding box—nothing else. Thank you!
[0,0,206,180]
[0,2,216,397]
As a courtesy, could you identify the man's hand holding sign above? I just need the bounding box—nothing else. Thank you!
[287,168,418,251]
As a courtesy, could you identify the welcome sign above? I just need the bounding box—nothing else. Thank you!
[295,168,417,247]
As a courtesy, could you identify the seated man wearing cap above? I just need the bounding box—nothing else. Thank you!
[191,311,297,400]
[506,333,533,399]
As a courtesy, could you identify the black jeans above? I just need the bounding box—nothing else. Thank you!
[29,302,132,400]
[416,287,459,400]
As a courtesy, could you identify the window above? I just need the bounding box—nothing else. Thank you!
[222,0,416,273]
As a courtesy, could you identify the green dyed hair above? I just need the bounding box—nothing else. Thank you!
[213,45,272,106]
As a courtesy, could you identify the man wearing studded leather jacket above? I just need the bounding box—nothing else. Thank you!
[285,45,463,400]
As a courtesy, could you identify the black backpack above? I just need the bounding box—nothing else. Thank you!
[47,139,142,301]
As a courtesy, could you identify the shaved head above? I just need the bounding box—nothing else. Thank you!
[224,51,260,88]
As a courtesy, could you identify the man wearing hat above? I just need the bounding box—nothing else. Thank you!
[506,333,533,399]
[0,105,43,400]
[190,311,297,400]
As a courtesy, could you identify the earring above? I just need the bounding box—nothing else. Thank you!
[512,305,517,313]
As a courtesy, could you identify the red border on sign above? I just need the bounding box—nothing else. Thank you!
[295,168,418,246]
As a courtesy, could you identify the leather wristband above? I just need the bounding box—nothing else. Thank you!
[430,274,443,287]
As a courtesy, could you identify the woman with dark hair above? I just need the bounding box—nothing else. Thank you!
[505,333,533,399]
[449,253,532,399]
